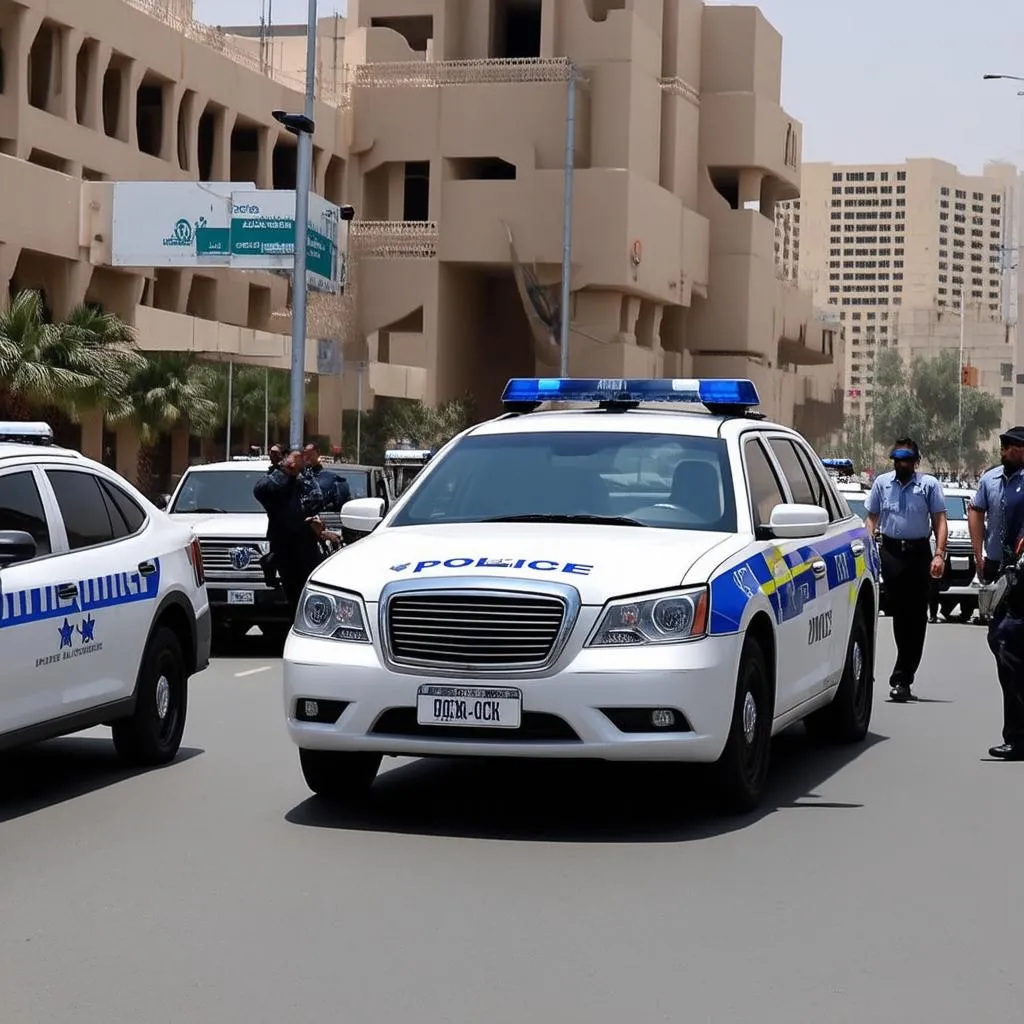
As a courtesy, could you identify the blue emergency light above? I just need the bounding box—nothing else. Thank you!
[821,457,854,473]
[501,377,761,415]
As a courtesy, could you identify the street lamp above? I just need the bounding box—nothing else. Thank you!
[272,0,318,452]
[983,73,1024,95]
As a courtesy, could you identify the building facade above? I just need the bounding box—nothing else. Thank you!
[0,0,844,488]
[780,158,1023,431]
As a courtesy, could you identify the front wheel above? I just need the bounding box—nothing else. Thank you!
[299,749,382,802]
[713,635,772,814]
[806,609,872,744]
[112,626,188,765]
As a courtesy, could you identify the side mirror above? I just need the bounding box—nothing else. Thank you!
[767,503,829,539]
[155,494,171,511]
[0,530,38,569]
[341,497,385,534]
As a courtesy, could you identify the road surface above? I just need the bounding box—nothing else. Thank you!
[0,620,1019,1023]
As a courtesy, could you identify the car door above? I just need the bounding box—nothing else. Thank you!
[0,465,65,733]
[760,436,836,710]
[741,436,814,716]
[40,466,155,712]
[789,439,860,682]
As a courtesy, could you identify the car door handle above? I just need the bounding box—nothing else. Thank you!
[811,560,828,579]
[138,561,157,576]
[851,541,865,556]
[57,583,78,600]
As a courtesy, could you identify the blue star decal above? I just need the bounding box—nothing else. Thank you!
[58,618,74,649]
[78,614,96,643]
[390,563,410,572]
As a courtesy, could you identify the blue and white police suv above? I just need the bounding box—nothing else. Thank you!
[283,379,881,812]
[0,422,211,764]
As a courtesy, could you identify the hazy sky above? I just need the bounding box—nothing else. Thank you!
[196,0,1024,173]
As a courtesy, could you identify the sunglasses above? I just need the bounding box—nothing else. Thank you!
[889,448,917,460]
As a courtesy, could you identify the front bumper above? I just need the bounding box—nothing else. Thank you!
[937,546,977,597]
[206,581,290,624]
[283,628,741,762]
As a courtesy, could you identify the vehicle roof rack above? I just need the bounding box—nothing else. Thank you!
[500,377,763,418]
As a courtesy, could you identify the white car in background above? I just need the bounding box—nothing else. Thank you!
[0,422,209,763]
[282,378,881,813]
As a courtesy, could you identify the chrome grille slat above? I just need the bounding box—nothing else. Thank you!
[387,592,565,669]
[198,540,265,582]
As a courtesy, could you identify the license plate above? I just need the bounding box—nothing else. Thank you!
[951,556,969,571]
[227,590,255,605]
[416,685,522,729]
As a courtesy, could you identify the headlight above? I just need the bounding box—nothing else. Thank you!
[294,585,371,643]
[587,588,709,647]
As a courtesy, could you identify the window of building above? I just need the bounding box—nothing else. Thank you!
[403,161,430,220]
[491,0,541,58]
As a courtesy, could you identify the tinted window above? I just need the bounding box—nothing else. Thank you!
[0,470,51,555]
[791,443,842,520]
[847,497,867,520]
[945,495,969,520]
[391,432,737,533]
[101,479,147,534]
[325,470,368,499]
[46,470,115,549]
[768,439,817,505]
[744,439,786,529]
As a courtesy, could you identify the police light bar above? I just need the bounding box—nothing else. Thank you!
[384,449,433,465]
[822,457,854,474]
[501,378,761,413]
[0,421,54,445]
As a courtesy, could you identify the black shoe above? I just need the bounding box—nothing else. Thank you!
[889,684,912,703]
[988,744,1024,760]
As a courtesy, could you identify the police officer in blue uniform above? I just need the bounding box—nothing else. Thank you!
[864,437,948,702]
[967,426,1024,759]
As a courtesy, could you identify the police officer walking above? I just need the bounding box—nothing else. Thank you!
[967,426,1024,759]
[864,437,948,702]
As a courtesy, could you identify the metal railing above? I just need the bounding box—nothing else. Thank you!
[350,221,438,259]
[351,57,576,89]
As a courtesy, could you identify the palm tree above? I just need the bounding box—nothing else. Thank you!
[116,353,220,495]
[0,289,144,427]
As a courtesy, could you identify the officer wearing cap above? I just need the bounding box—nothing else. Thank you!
[967,425,1024,759]
[864,437,948,702]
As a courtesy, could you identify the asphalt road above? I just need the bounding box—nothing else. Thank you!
[0,618,1020,1023]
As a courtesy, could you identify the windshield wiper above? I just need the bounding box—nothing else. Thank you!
[187,506,226,513]
[485,513,648,527]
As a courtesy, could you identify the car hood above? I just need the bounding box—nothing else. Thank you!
[311,522,737,604]
[168,512,268,539]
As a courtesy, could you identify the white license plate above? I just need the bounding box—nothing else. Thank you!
[227,590,255,605]
[951,557,969,571]
[416,685,522,729]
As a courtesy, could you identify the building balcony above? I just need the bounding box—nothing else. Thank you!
[351,221,438,259]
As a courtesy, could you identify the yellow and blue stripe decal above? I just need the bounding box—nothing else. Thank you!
[0,562,163,631]
[709,528,874,635]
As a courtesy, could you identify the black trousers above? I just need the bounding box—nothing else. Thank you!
[988,608,1024,745]
[880,537,933,683]
[274,541,324,622]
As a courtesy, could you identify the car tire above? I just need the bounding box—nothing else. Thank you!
[299,749,382,801]
[713,634,772,814]
[112,626,188,766]
[805,608,872,744]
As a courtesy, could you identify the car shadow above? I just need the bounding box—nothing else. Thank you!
[285,727,888,843]
[0,738,203,824]
[211,627,286,659]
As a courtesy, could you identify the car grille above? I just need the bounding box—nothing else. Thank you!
[198,540,265,582]
[386,591,567,670]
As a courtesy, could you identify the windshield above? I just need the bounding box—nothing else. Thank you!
[389,431,737,532]
[847,497,867,520]
[170,468,368,513]
[945,494,969,520]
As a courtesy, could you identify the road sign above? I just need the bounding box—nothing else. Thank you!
[111,181,254,267]
[229,190,344,293]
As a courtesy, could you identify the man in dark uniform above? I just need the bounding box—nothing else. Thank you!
[968,426,1024,759]
[253,449,323,621]
[259,444,286,586]
[864,437,948,702]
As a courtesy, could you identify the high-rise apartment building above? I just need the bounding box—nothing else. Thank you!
[0,0,845,490]
[779,158,1022,429]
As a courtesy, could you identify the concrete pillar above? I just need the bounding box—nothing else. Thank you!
[115,424,141,484]
[184,93,207,176]
[317,375,343,448]
[738,169,764,210]
[49,261,94,319]
[80,409,104,462]
[117,60,145,148]
[170,425,190,477]
[83,43,111,133]
[313,147,328,195]
[58,28,83,121]
[256,126,274,189]
[618,295,641,343]
[0,243,23,298]
[212,108,236,181]
[160,81,185,165]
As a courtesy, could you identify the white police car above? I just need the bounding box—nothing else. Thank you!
[283,380,881,812]
[0,422,210,763]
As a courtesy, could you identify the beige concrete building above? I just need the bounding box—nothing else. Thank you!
[780,158,1023,431]
[0,0,844,490]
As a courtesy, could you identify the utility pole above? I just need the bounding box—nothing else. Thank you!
[559,60,577,377]
[957,289,965,482]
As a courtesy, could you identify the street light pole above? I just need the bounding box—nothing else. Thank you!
[559,61,576,377]
[284,0,318,451]
[957,289,965,482]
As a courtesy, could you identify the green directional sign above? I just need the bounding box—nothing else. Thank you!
[229,218,335,280]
